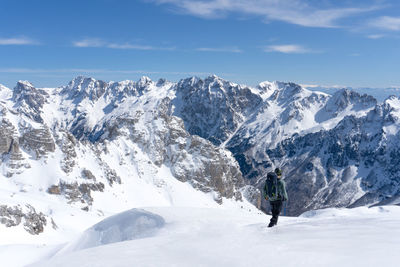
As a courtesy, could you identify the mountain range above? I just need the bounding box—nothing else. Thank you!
[1,75,400,237]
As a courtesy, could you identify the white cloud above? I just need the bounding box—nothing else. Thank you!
[264,44,311,54]
[73,38,105,47]
[73,38,175,50]
[149,0,379,28]
[0,37,38,45]
[195,47,242,53]
[107,43,154,50]
[369,16,400,31]
[367,34,385,39]
[108,43,176,50]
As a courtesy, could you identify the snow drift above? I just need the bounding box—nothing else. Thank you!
[57,208,165,254]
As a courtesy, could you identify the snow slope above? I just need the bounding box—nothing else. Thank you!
[24,205,400,267]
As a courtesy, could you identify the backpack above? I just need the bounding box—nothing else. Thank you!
[265,172,278,201]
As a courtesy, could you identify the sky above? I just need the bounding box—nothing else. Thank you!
[0,0,400,88]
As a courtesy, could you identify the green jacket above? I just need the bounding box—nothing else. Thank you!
[263,178,288,202]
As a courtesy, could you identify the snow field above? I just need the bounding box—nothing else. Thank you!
[28,205,400,267]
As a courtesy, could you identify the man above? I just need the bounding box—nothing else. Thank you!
[263,168,288,227]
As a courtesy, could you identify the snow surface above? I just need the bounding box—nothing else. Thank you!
[56,209,165,254]
[14,205,400,267]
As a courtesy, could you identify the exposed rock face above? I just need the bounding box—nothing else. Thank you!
[20,127,55,158]
[47,181,105,207]
[57,131,78,173]
[168,133,244,202]
[0,119,16,154]
[0,119,31,177]
[0,204,48,235]
[103,166,121,186]
[82,169,96,180]
[2,138,30,177]
[173,76,263,145]
[12,81,48,123]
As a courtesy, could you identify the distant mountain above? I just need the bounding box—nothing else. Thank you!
[304,85,400,102]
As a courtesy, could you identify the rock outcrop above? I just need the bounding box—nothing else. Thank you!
[0,204,49,235]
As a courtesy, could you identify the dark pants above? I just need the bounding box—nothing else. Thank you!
[270,200,283,225]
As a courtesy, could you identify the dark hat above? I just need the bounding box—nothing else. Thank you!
[275,168,282,176]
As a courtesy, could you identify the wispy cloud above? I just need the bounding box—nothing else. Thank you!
[264,44,312,54]
[73,38,104,47]
[195,47,242,53]
[73,38,175,50]
[0,68,216,77]
[148,0,379,28]
[369,16,400,31]
[367,34,385,39]
[0,37,39,45]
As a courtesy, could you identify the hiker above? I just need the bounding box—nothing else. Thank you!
[264,168,288,227]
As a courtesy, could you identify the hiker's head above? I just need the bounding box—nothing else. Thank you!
[275,168,282,178]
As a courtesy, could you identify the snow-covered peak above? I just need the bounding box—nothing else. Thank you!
[258,81,310,103]
[67,76,98,88]
[109,80,137,96]
[176,75,240,95]
[272,82,306,102]
[16,80,35,88]
[204,74,224,83]
[13,80,38,99]
[208,74,219,79]
[382,95,400,122]
[62,76,108,102]
[0,84,12,100]
[156,78,168,86]
[258,80,274,89]
[136,76,153,88]
[176,76,204,90]
[10,80,49,123]
[66,76,97,90]
[325,88,377,113]
[12,80,48,102]
[384,95,400,104]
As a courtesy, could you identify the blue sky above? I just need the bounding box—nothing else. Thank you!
[1,0,400,88]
